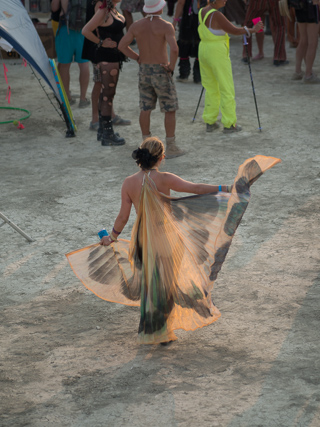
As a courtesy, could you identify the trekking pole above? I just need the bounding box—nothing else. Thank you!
[0,212,34,242]
[243,35,262,132]
[192,86,205,122]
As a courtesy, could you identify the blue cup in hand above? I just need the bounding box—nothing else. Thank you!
[98,228,108,239]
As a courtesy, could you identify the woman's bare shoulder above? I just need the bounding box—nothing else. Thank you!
[159,171,180,183]
[124,171,141,184]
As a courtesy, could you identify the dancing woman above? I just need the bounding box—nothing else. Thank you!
[82,0,126,146]
[198,0,263,133]
[66,137,280,345]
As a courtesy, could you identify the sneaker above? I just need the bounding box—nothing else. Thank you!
[78,98,90,108]
[223,124,242,134]
[68,97,76,106]
[304,74,320,84]
[291,72,303,81]
[112,115,131,126]
[273,60,289,66]
[206,122,219,132]
[89,121,99,131]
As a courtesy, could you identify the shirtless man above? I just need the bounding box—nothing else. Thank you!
[118,0,185,158]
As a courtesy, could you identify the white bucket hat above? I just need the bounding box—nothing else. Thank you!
[143,0,167,14]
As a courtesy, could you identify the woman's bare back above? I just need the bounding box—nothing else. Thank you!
[125,170,172,212]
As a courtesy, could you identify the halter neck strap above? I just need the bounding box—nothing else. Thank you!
[145,14,162,21]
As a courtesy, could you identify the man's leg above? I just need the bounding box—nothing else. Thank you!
[78,62,90,101]
[164,111,175,138]
[59,63,72,100]
[156,68,184,158]
[139,110,152,138]
[138,65,157,138]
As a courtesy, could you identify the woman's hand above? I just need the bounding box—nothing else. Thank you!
[253,21,264,33]
[102,38,117,48]
[100,235,114,246]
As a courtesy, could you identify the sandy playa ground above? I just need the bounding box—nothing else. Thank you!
[1,21,320,426]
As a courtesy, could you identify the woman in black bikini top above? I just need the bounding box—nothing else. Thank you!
[82,0,127,146]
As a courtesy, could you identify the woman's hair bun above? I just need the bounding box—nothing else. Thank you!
[132,148,158,169]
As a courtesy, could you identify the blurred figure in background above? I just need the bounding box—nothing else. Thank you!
[291,0,320,83]
[173,0,207,83]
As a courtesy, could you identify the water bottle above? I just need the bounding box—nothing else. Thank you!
[98,228,108,239]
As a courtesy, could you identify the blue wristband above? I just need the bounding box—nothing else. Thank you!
[218,185,222,192]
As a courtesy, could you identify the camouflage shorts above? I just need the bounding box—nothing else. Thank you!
[92,63,101,83]
[139,64,179,113]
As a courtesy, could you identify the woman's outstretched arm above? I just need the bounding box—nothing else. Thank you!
[203,9,263,36]
[165,173,231,194]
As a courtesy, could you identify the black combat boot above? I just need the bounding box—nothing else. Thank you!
[101,116,125,146]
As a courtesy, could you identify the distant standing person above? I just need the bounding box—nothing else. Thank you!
[82,0,127,146]
[51,0,91,107]
[173,0,207,83]
[242,0,288,66]
[198,0,263,133]
[118,0,185,158]
[291,0,320,83]
[82,0,131,131]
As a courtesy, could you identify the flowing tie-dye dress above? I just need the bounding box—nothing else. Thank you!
[66,155,281,344]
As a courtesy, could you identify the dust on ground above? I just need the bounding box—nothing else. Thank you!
[1,15,320,427]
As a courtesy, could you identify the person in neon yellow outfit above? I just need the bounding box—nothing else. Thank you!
[198,0,263,133]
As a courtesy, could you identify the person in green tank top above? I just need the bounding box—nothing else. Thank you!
[198,0,263,133]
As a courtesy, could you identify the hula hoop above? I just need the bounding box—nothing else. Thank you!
[0,106,31,124]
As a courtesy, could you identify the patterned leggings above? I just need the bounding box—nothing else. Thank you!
[98,61,120,117]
